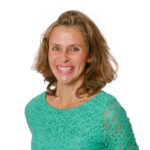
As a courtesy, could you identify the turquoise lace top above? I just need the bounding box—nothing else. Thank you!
[25,91,139,150]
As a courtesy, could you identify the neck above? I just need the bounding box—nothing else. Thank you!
[55,79,84,106]
[56,83,78,101]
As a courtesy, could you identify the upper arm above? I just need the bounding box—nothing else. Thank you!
[100,97,139,149]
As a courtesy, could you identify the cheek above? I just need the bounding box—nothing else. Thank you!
[48,52,57,63]
[72,54,89,65]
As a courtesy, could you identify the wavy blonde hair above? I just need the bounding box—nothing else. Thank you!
[33,10,118,97]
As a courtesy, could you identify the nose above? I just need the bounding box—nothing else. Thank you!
[60,50,69,62]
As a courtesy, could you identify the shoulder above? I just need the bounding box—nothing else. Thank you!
[96,91,126,116]
[97,91,121,108]
[25,92,46,115]
[99,91,128,121]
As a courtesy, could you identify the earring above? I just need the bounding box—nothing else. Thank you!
[50,84,56,90]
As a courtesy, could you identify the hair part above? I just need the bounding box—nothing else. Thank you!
[33,10,118,97]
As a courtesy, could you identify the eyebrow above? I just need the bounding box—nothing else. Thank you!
[49,43,60,46]
[49,43,86,48]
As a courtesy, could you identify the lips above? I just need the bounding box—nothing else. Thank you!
[56,65,74,74]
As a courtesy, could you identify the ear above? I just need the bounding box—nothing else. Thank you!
[87,56,92,63]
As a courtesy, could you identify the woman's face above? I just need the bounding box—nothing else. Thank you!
[48,26,90,86]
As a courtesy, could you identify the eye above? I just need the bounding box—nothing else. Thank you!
[51,46,60,51]
[70,47,80,52]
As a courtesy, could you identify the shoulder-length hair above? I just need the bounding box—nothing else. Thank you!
[33,10,118,97]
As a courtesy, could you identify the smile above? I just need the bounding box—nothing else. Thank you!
[57,66,74,74]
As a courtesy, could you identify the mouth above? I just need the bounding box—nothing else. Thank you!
[56,65,74,74]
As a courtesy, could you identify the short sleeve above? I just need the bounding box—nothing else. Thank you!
[100,96,139,149]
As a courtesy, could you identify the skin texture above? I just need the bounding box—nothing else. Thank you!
[47,26,91,108]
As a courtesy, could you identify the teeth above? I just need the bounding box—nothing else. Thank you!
[58,67,73,73]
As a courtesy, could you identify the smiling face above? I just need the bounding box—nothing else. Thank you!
[48,26,90,86]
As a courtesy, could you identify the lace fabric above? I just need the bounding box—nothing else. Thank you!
[25,91,139,150]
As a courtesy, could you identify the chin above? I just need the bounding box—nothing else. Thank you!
[58,80,72,85]
[57,78,77,85]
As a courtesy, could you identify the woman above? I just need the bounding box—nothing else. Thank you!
[25,10,139,149]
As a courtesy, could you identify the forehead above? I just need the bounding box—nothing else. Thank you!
[49,26,86,44]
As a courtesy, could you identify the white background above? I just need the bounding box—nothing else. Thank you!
[0,0,149,149]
